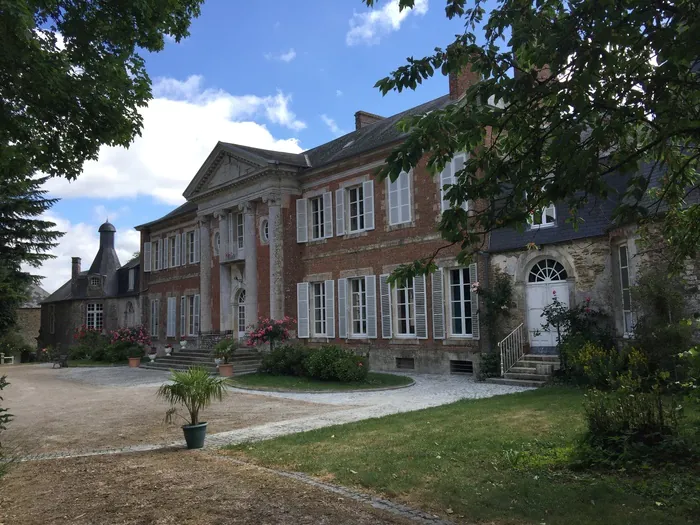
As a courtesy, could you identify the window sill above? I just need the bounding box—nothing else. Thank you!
[307,238,328,246]
[389,338,420,346]
[386,221,415,232]
[442,337,477,346]
[310,336,330,343]
[529,224,556,230]
[344,230,369,239]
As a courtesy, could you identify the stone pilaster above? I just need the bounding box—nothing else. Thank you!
[243,202,258,328]
[265,194,284,319]
[198,215,213,333]
[216,211,231,332]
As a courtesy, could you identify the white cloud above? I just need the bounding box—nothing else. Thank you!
[321,114,345,136]
[27,213,141,293]
[43,76,305,205]
[336,89,343,97]
[264,48,297,63]
[346,0,428,46]
[93,204,129,223]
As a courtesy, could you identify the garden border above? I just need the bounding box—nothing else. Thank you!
[227,377,416,394]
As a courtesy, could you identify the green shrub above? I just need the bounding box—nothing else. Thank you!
[477,351,501,380]
[71,327,110,361]
[579,388,687,466]
[0,332,33,360]
[105,341,142,362]
[304,345,368,382]
[259,343,309,376]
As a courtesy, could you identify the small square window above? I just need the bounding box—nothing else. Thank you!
[90,276,100,287]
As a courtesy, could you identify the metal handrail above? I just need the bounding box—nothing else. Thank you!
[498,323,525,376]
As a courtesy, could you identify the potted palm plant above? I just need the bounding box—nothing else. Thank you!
[157,367,228,449]
[213,338,237,377]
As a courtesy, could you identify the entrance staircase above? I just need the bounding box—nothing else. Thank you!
[486,354,560,387]
[140,347,261,376]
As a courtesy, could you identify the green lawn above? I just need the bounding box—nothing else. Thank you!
[226,387,700,525]
[229,372,413,391]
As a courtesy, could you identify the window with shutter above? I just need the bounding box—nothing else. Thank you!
[348,277,367,336]
[414,275,428,339]
[163,237,169,269]
[363,180,375,230]
[394,278,416,337]
[365,275,377,339]
[323,192,333,238]
[167,297,176,337]
[310,282,326,336]
[388,171,411,225]
[431,269,445,339]
[193,294,200,334]
[296,198,308,243]
[237,213,244,250]
[180,296,185,337]
[325,279,335,338]
[335,189,345,236]
[309,196,325,240]
[174,233,181,266]
[347,186,364,233]
[181,233,187,265]
[440,154,468,212]
[143,242,151,273]
[448,267,473,337]
[379,275,392,339]
[153,240,161,271]
[297,282,309,338]
[469,263,480,339]
[337,278,347,338]
[193,228,200,263]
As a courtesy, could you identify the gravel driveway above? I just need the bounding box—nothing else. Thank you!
[3,364,530,456]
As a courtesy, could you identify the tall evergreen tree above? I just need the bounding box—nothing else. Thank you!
[0,171,62,335]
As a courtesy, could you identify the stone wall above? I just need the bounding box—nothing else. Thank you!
[14,308,41,349]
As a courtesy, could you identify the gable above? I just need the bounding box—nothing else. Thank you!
[207,156,257,189]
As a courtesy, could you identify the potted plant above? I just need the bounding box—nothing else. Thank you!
[147,347,157,362]
[213,338,237,377]
[164,344,173,356]
[109,325,151,367]
[127,344,143,367]
[157,367,228,449]
[179,336,187,349]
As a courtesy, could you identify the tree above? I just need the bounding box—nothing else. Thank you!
[364,0,700,280]
[0,1,203,332]
[0,175,62,335]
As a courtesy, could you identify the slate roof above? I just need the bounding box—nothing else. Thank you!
[135,200,198,230]
[120,257,140,270]
[42,271,86,303]
[21,284,49,308]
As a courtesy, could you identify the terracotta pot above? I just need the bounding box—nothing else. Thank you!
[218,363,233,377]
[128,357,141,368]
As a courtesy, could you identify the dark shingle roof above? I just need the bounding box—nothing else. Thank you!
[220,143,309,167]
[135,200,198,230]
[120,257,140,270]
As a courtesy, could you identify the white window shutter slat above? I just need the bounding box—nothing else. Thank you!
[152,241,158,272]
[194,294,200,335]
[415,275,428,339]
[337,278,347,338]
[181,234,187,265]
[323,192,333,238]
[365,275,377,339]
[297,282,309,338]
[335,189,345,236]
[401,171,411,223]
[363,180,374,230]
[431,269,445,339]
[440,161,454,212]
[180,296,185,336]
[388,177,398,226]
[296,198,308,243]
[469,262,480,339]
[143,242,151,273]
[379,274,392,339]
[325,280,335,338]
[163,237,169,269]
[174,234,181,266]
[194,228,200,263]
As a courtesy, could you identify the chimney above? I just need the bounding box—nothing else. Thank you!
[354,111,384,130]
[72,257,81,281]
[449,62,480,100]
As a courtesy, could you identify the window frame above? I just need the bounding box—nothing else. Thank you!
[150,299,159,338]
[309,196,325,240]
[153,239,161,271]
[89,276,100,287]
[529,203,557,229]
[311,281,327,337]
[87,303,104,331]
[128,268,135,291]
[348,277,367,337]
[618,244,634,336]
[168,235,177,266]
[347,185,366,233]
[447,267,473,338]
[393,278,417,338]
[237,213,245,250]
[388,170,412,225]
[185,231,195,264]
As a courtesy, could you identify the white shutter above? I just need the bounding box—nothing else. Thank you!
[363,180,374,230]
[166,297,176,337]
[296,198,308,243]
[388,177,399,226]
[325,280,335,338]
[152,240,158,271]
[401,171,411,222]
[469,262,480,339]
[431,269,445,339]
[440,161,454,212]
[453,153,468,211]
[335,189,345,236]
[163,237,169,269]
[415,275,428,339]
[193,294,200,334]
[365,275,377,339]
[180,296,186,337]
[181,233,187,265]
[322,192,333,238]
[143,242,151,273]
[174,233,181,266]
[194,228,200,263]
[297,282,309,338]
[337,278,347,338]
[379,274,392,339]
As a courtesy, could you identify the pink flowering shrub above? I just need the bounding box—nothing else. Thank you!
[107,325,152,361]
[247,316,296,351]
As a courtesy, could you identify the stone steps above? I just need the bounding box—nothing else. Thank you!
[141,347,261,376]
[486,353,561,388]
[485,377,547,388]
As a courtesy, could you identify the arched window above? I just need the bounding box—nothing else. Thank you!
[237,290,246,337]
[528,259,568,283]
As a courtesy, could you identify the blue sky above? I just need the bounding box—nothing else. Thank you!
[40,0,485,291]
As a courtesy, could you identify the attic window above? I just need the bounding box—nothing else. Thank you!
[90,276,100,287]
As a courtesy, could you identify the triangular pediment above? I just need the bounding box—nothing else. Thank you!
[207,156,257,188]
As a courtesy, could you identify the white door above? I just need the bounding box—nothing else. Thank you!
[237,290,247,340]
[525,259,570,347]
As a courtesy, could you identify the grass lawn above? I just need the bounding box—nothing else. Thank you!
[229,372,413,391]
[226,387,700,525]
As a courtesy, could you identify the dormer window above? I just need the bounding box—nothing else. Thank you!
[529,203,556,229]
[90,276,101,287]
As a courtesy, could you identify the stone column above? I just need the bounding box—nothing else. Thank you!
[216,211,231,332]
[243,202,258,328]
[265,194,284,319]
[199,215,213,334]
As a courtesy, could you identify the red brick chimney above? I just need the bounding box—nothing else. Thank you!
[354,111,384,130]
[449,62,480,100]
